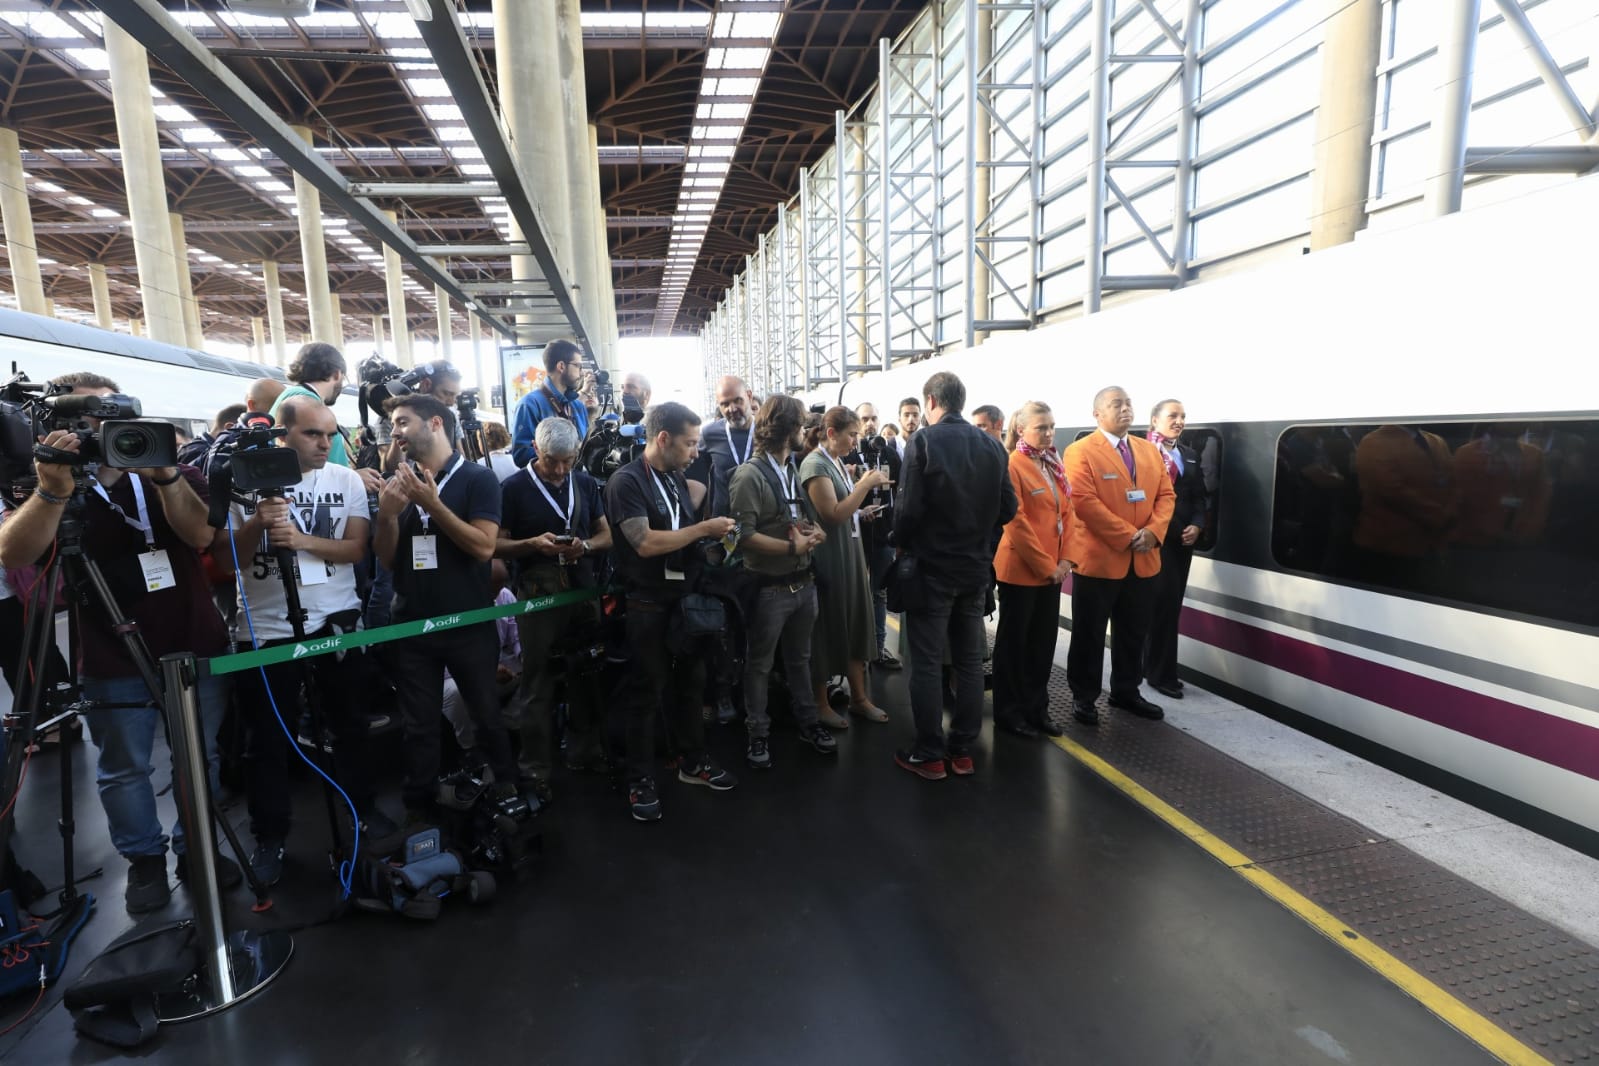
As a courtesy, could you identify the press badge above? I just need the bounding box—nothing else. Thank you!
[1126,489,1147,503]
[297,550,329,585]
[412,535,439,570]
[664,566,687,582]
[138,549,176,592]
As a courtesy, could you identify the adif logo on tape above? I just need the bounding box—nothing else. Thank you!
[422,615,463,634]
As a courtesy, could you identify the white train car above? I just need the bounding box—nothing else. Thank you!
[830,173,1599,852]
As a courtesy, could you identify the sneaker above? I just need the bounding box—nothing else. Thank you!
[796,723,838,755]
[947,753,975,777]
[746,736,772,769]
[677,757,738,791]
[125,853,170,914]
[295,727,335,754]
[875,650,902,671]
[248,839,286,888]
[629,778,662,822]
[894,749,947,781]
[174,849,244,890]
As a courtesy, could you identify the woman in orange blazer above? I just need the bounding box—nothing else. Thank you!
[992,401,1075,738]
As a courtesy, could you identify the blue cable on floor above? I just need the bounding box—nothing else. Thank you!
[226,512,359,898]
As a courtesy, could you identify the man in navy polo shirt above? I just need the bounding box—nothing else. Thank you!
[374,394,516,823]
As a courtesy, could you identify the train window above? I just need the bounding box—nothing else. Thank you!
[1270,420,1599,629]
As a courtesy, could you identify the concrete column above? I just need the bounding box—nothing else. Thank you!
[587,123,617,368]
[88,262,113,328]
[382,211,413,367]
[104,21,185,345]
[434,284,453,361]
[330,292,346,349]
[129,316,143,337]
[0,128,47,315]
[251,316,266,363]
[289,125,337,342]
[1310,0,1383,249]
[371,313,385,357]
[262,259,288,366]
[43,296,53,318]
[168,213,205,349]
[495,0,569,339]
[467,310,490,414]
[557,0,598,335]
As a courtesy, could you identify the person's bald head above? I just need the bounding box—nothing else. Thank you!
[247,377,286,413]
[279,395,337,472]
[1092,385,1134,436]
[715,374,754,429]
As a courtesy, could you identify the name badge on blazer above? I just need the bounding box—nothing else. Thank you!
[1126,489,1147,503]
[1029,487,1047,495]
[1101,472,1119,480]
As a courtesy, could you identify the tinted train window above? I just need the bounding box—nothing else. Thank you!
[1064,427,1222,552]
[1270,420,1599,629]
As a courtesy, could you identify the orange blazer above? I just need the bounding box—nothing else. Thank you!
[995,450,1074,586]
[1063,432,1176,579]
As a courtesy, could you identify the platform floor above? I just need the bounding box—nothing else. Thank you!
[2,657,1529,1065]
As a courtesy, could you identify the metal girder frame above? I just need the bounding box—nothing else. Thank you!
[410,0,591,349]
[87,0,517,341]
[777,203,807,394]
[836,107,884,375]
[800,165,843,388]
[878,37,939,362]
[1083,0,1202,313]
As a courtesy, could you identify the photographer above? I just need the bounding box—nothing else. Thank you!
[605,402,738,822]
[844,402,903,669]
[272,342,355,470]
[494,417,612,802]
[0,372,239,914]
[214,397,386,886]
[511,339,590,468]
[372,395,517,824]
[379,362,463,474]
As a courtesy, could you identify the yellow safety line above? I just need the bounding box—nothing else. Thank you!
[1050,734,1550,1066]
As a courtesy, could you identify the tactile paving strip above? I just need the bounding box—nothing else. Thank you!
[1043,672,1599,1063]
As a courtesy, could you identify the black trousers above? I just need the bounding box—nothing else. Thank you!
[1143,539,1193,688]
[391,623,515,812]
[992,581,1061,727]
[0,595,68,707]
[1066,563,1156,703]
[235,631,375,841]
[904,573,987,760]
[622,599,707,783]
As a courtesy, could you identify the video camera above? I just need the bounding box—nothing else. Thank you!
[203,411,301,528]
[578,414,646,484]
[1,372,178,492]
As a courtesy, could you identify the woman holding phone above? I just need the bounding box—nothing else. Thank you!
[801,406,892,725]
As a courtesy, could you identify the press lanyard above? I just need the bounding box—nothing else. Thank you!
[831,453,860,538]
[417,456,463,533]
[528,466,575,534]
[649,467,681,530]
[93,474,155,549]
[726,422,752,465]
[768,455,798,521]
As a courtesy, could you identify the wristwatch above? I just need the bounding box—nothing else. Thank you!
[580,539,592,555]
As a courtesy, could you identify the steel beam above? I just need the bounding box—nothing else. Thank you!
[1424,0,1481,217]
[1464,145,1599,173]
[348,182,503,198]
[87,0,516,342]
[416,243,532,257]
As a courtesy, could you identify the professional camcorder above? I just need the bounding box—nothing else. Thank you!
[858,429,887,461]
[204,411,301,528]
[0,372,177,491]
[579,413,647,484]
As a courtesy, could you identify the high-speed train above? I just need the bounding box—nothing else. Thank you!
[831,174,1599,854]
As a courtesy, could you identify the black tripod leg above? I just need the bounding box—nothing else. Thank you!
[299,674,348,863]
[206,792,272,911]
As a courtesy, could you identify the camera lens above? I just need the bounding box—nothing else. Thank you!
[101,420,178,469]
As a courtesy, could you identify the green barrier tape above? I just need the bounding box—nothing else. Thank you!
[202,587,601,676]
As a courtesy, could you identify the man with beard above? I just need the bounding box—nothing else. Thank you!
[688,374,757,518]
[511,338,591,467]
[272,342,355,469]
[374,395,517,825]
[844,401,902,668]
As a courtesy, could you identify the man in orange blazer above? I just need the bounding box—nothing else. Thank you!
[1063,386,1176,723]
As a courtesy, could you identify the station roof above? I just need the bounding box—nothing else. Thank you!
[0,0,925,344]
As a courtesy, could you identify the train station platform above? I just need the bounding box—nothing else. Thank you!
[2,648,1597,1065]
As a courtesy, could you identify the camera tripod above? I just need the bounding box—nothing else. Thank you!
[0,476,269,910]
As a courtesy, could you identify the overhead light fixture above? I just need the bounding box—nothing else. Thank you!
[402,0,434,22]
[224,1,318,17]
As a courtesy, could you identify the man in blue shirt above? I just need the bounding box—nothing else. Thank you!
[511,339,590,467]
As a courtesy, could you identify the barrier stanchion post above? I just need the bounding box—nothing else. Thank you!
[158,652,292,1022]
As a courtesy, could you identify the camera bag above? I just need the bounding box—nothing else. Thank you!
[62,919,196,1049]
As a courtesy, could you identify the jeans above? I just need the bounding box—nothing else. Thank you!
[81,673,228,859]
[363,554,394,630]
[864,542,894,656]
[904,573,988,759]
[390,624,515,812]
[622,598,706,782]
[742,582,820,739]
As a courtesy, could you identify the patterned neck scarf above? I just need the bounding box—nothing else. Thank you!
[1147,430,1180,482]
[1018,439,1069,498]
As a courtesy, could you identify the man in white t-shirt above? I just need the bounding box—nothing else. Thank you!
[215,397,395,887]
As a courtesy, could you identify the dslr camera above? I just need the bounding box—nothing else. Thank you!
[0,372,177,486]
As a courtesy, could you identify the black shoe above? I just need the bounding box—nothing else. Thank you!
[629,778,662,822]
[996,717,1041,739]
[874,650,902,671]
[1037,718,1065,738]
[1150,681,1184,700]
[175,849,243,890]
[678,757,738,791]
[1109,693,1165,720]
[248,839,286,888]
[124,854,170,914]
[1072,700,1100,725]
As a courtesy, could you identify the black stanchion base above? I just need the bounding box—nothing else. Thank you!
[157,929,294,1024]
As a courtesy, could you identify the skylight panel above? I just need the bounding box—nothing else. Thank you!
[424,104,464,122]
[155,105,197,123]
[64,48,109,70]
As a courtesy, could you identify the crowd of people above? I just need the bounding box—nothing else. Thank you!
[0,337,1214,915]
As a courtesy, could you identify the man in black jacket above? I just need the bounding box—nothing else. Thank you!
[891,372,1018,780]
[844,401,902,668]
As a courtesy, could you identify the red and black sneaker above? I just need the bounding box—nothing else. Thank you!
[677,757,738,791]
[947,753,975,777]
[894,749,947,781]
